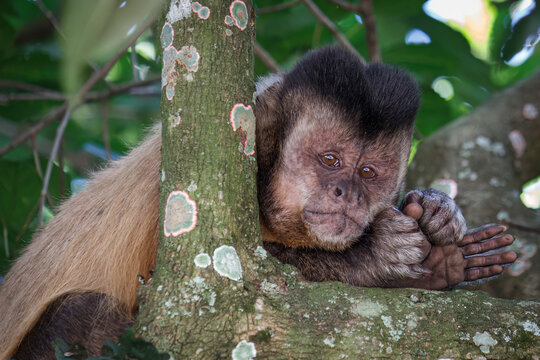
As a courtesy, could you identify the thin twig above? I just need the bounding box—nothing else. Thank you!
[326,0,380,61]
[326,0,361,12]
[254,43,282,73]
[1,217,9,259]
[301,0,365,63]
[16,199,40,242]
[38,108,71,225]
[101,100,111,161]
[0,104,68,157]
[31,135,44,179]
[131,44,139,81]
[0,81,61,94]
[256,0,301,15]
[58,139,65,199]
[358,0,380,62]
[0,93,65,103]
[0,76,160,157]
[83,75,160,102]
[34,0,64,38]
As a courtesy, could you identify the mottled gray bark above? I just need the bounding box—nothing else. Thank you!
[407,71,540,300]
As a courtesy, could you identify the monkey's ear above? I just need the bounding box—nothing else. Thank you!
[255,73,285,182]
[255,73,284,123]
[256,73,284,99]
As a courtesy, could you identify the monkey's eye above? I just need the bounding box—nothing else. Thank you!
[320,154,341,168]
[360,167,376,178]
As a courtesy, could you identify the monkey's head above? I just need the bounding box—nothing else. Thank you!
[256,47,420,251]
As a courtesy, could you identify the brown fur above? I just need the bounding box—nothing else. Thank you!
[14,293,134,358]
[0,130,161,359]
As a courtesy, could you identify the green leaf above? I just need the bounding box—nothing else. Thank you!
[61,0,164,94]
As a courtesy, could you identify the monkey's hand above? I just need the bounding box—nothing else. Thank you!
[401,189,466,246]
[389,223,517,290]
[367,207,431,282]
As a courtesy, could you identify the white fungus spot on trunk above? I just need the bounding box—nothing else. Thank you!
[473,331,497,354]
[232,340,256,360]
[213,245,242,281]
[194,253,211,268]
[167,0,192,23]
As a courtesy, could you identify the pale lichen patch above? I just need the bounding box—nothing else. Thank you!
[254,246,267,260]
[230,103,256,156]
[160,22,174,48]
[352,300,387,318]
[323,337,335,348]
[508,129,526,158]
[167,0,192,23]
[520,320,540,336]
[192,2,210,19]
[213,245,243,281]
[194,253,211,268]
[229,0,248,30]
[473,331,497,354]
[164,190,197,237]
[162,45,200,101]
[232,340,256,360]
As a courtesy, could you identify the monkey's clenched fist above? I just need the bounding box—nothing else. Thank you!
[367,207,430,281]
[401,188,467,246]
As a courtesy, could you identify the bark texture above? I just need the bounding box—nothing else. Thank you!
[407,71,540,300]
[135,3,540,357]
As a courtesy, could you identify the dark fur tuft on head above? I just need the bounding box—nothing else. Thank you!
[281,46,420,137]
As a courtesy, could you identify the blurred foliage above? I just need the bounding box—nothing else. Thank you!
[0,0,538,277]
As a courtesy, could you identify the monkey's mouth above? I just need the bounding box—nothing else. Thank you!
[303,210,365,249]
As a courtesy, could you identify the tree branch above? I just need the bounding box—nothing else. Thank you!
[256,0,301,15]
[34,0,64,38]
[0,104,68,157]
[358,0,380,62]
[301,0,365,63]
[326,0,380,62]
[101,100,112,161]
[38,108,71,225]
[254,42,282,73]
[0,75,160,157]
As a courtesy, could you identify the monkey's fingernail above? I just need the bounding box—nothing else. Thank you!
[420,266,432,275]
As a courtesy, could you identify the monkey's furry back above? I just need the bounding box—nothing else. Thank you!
[0,129,161,358]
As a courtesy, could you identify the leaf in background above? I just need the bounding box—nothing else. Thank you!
[501,4,540,61]
[61,0,164,94]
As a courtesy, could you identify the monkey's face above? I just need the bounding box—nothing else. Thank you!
[265,102,410,251]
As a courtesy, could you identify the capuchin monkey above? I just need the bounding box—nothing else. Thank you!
[0,46,516,358]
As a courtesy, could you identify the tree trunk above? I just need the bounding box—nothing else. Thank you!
[407,71,540,301]
[135,3,540,357]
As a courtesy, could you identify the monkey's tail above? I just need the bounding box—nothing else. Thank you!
[0,129,161,358]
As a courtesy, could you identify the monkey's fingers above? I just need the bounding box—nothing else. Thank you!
[465,265,504,281]
[461,233,515,256]
[401,190,424,208]
[459,224,507,246]
[465,251,517,268]
[402,202,423,221]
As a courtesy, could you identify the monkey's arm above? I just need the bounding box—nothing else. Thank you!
[264,207,431,287]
